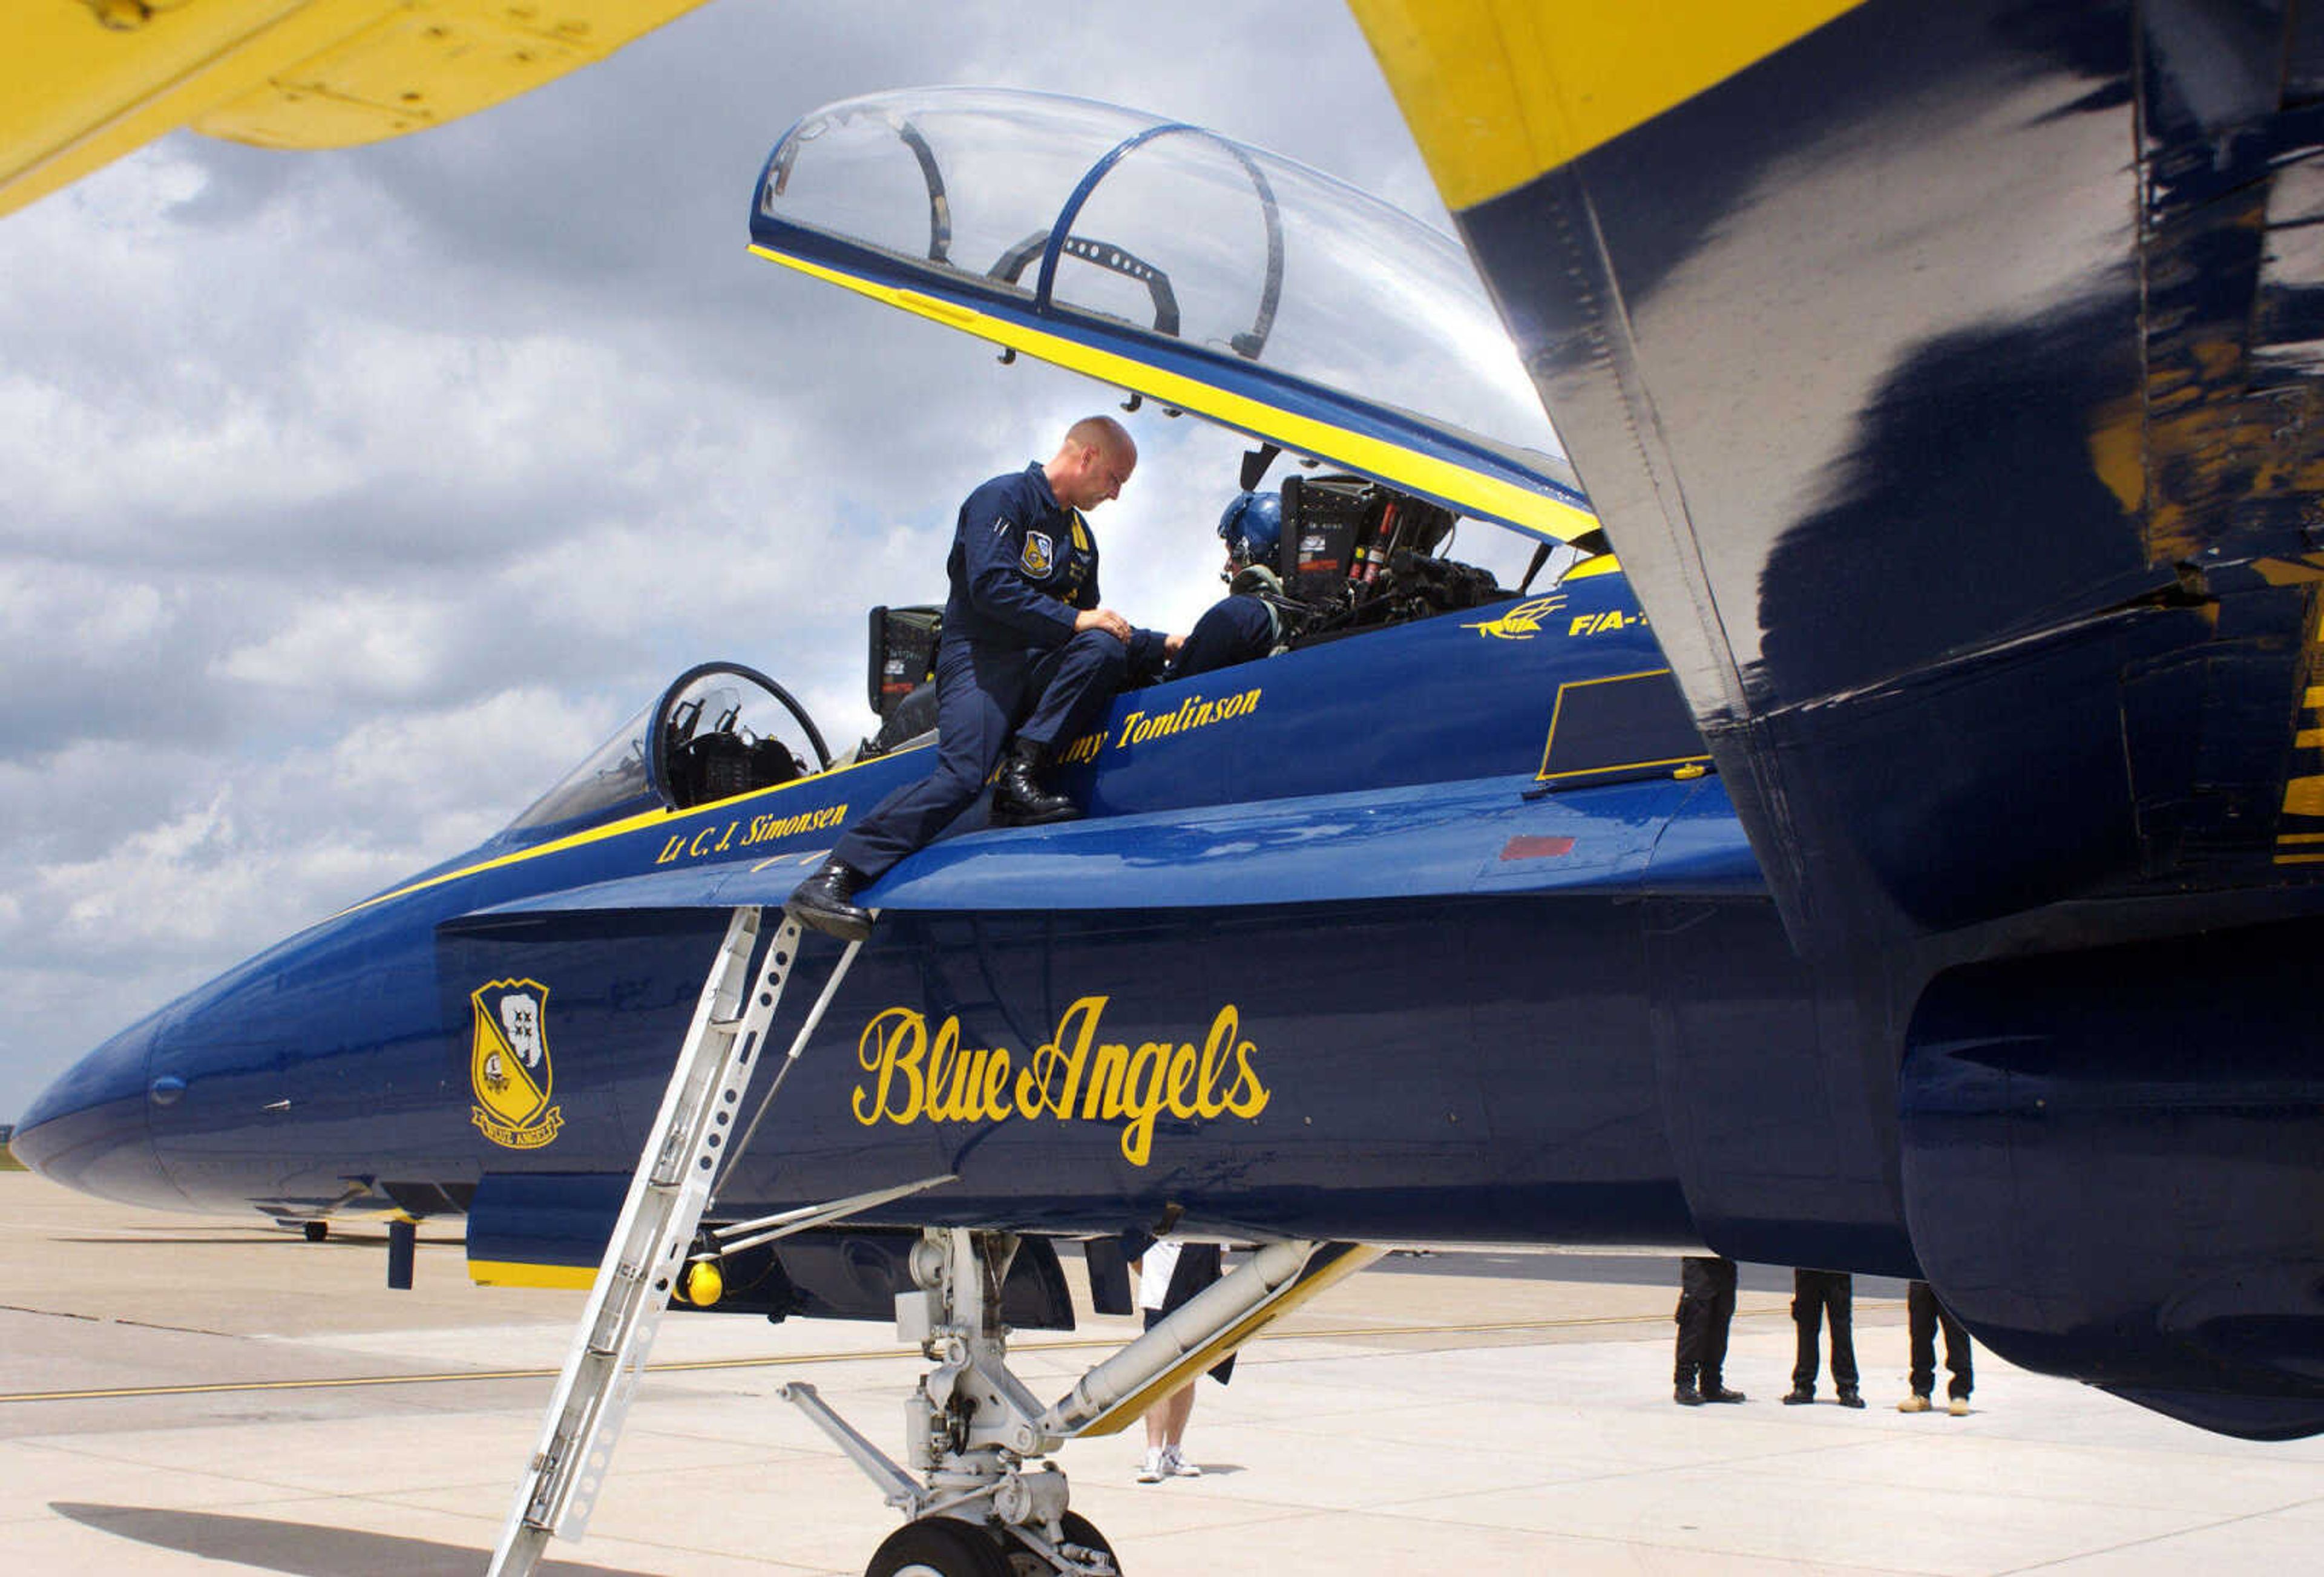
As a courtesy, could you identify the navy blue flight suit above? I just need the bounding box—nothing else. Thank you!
[833,463,1163,882]
[1167,592,1276,680]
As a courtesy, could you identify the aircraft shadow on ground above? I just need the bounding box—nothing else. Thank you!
[53,1503,659,1576]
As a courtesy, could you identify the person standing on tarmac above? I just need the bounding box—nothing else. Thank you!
[1128,1234,1232,1483]
[1783,1268,1863,1407]
[787,416,1176,942]
[1673,1256,1745,1406]
[1899,1279,1975,1415]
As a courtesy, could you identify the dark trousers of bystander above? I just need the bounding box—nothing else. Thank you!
[1674,1256,1738,1389]
[1790,1268,1859,1392]
[1907,1280,1974,1401]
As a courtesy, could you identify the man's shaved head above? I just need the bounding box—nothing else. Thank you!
[1048,415,1138,510]
[1065,415,1135,466]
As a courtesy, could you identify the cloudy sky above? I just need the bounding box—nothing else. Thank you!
[0,1,1549,1121]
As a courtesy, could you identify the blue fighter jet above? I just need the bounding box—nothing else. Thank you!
[18,9,2324,1570]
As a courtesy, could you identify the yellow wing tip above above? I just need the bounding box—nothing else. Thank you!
[0,0,708,221]
[1347,0,1865,211]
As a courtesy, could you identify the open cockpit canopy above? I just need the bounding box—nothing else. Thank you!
[749,88,1595,545]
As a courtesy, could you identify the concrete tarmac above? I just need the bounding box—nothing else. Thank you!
[2,1170,2319,1575]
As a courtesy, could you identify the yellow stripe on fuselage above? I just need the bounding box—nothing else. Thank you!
[749,246,1598,546]
[335,739,928,918]
[1347,0,1866,210]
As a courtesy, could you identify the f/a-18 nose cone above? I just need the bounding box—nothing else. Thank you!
[11,1014,186,1210]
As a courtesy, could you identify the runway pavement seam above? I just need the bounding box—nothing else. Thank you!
[1986,1493,2324,1575]
[0,1314,1684,1406]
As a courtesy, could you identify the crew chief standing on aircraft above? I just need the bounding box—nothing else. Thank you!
[788,416,1175,941]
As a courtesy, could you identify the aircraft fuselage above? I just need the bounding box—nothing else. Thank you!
[17,566,1914,1274]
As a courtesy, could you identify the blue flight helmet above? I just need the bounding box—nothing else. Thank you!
[1216,490,1283,569]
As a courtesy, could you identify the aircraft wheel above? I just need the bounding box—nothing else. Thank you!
[1001,1512,1118,1575]
[303,1221,329,1242]
[865,1516,1012,1577]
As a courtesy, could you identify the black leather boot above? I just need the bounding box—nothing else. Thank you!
[990,737,1080,826]
[1673,1368,1704,1406]
[784,857,873,942]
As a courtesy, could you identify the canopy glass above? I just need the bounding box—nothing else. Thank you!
[750,89,1594,543]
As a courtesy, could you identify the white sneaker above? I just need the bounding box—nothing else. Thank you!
[1136,1447,1165,1483]
[1162,1445,1203,1478]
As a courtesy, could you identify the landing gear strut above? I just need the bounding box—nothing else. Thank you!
[783,1227,1118,1575]
[783,1227,1380,1577]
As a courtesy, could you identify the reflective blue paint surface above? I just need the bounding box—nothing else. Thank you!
[1443,0,2324,1431]
[19,567,1837,1261]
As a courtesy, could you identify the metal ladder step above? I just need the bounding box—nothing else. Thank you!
[486,908,850,1577]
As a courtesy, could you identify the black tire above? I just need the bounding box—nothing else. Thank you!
[1000,1512,1118,1576]
[303,1221,329,1242]
[865,1516,1012,1577]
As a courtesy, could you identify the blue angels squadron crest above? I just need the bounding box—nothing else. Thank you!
[470,978,563,1150]
[1020,529,1055,576]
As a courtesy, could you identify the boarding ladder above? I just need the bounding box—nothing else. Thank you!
[487,907,861,1577]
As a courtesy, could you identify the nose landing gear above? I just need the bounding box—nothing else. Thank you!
[782,1228,1119,1575]
[786,1227,1380,1576]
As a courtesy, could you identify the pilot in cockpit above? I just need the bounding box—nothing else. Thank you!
[1164,489,1285,681]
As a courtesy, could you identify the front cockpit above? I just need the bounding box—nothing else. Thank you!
[503,663,833,840]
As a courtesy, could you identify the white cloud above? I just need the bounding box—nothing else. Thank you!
[0,562,177,659]
[0,0,1504,1118]
[212,588,457,697]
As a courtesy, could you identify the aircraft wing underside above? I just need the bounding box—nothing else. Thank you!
[1356,0,2324,958]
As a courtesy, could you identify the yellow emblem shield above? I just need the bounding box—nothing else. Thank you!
[470,979,563,1150]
